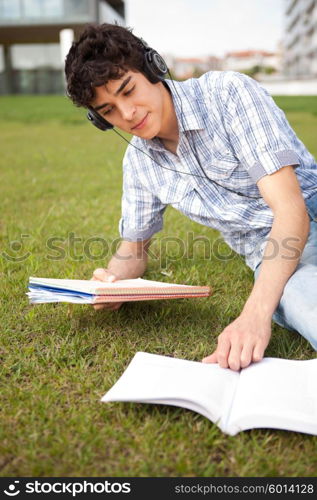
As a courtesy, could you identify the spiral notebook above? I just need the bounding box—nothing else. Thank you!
[27,277,211,304]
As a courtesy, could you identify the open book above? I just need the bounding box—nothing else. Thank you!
[101,352,317,436]
[27,277,211,304]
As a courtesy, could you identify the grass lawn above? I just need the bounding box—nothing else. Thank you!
[1,93,317,477]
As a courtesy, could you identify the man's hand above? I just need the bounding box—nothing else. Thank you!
[90,239,150,312]
[91,268,123,311]
[202,311,272,370]
[202,166,309,371]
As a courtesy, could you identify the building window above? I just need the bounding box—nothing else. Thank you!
[0,0,21,18]
[23,0,63,18]
[44,0,63,17]
[64,0,89,16]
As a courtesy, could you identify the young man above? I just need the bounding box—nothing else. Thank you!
[65,23,317,371]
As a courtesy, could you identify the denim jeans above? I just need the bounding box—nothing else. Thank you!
[254,192,317,350]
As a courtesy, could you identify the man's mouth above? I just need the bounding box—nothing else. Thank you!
[131,113,149,130]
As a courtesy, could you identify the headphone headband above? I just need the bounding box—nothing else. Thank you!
[87,36,168,131]
[137,36,168,83]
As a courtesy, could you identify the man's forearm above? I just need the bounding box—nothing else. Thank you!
[106,239,150,280]
[243,207,310,318]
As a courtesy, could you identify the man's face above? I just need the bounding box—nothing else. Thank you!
[90,70,165,140]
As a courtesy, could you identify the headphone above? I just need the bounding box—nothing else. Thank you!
[86,37,168,131]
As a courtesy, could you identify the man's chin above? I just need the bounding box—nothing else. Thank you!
[133,130,156,141]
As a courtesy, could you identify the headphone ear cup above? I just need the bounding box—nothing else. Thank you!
[144,49,168,83]
[87,109,113,131]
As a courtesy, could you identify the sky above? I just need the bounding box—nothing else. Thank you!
[125,0,285,58]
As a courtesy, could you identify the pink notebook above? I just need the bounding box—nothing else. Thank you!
[27,277,211,304]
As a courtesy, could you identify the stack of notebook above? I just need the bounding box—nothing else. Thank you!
[27,277,211,304]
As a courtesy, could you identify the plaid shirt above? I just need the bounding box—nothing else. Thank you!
[119,71,317,270]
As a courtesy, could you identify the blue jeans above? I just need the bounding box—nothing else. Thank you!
[254,192,317,350]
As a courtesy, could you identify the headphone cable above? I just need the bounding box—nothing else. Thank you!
[111,71,260,199]
[113,128,213,179]
[166,70,260,199]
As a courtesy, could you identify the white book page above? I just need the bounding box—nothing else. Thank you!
[29,277,197,294]
[26,290,93,304]
[101,352,239,432]
[228,358,317,435]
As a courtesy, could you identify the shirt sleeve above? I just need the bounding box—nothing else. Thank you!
[222,72,300,183]
[119,151,167,241]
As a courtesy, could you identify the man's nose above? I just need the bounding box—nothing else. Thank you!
[119,102,136,121]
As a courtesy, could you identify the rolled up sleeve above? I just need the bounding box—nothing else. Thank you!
[223,73,300,183]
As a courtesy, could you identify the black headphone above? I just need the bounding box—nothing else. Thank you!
[86,37,168,131]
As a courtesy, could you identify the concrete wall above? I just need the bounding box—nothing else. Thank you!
[258,78,317,95]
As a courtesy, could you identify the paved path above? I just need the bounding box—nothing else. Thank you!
[258,78,317,96]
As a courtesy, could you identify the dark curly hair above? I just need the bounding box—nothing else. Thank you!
[65,23,146,108]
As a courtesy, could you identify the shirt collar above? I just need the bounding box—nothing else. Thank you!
[146,77,205,152]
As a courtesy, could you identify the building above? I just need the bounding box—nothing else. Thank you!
[171,57,209,79]
[223,50,280,74]
[283,0,317,77]
[0,0,125,94]
[167,55,223,80]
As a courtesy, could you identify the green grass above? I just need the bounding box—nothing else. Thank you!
[1,94,317,477]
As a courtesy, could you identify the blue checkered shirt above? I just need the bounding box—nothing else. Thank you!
[119,71,317,270]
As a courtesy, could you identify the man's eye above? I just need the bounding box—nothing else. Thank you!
[124,85,135,96]
[102,107,113,116]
